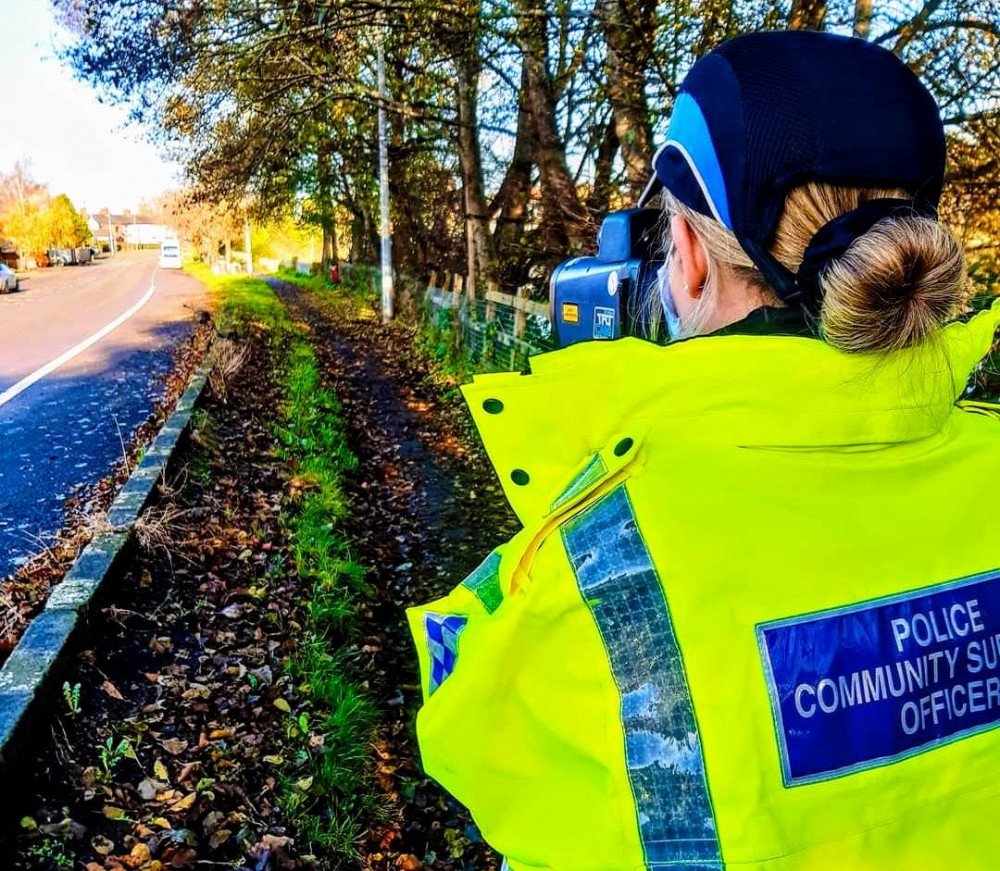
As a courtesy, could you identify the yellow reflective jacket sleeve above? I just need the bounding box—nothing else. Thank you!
[409,300,1000,871]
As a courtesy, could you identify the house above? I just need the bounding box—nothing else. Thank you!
[86,212,127,248]
[86,211,169,248]
[122,215,168,246]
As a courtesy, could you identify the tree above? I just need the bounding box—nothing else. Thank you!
[514,0,591,254]
[454,0,496,293]
[597,0,657,201]
[44,194,91,248]
[52,0,1000,299]
[0,161,47,262]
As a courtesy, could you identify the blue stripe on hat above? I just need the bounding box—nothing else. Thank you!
[656,93,732,230]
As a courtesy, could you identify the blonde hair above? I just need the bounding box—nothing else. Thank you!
[660,182,969,352]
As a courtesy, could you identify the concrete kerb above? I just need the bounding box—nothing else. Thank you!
[0,353,214,770]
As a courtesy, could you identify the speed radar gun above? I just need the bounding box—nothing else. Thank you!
[549,208,664,348]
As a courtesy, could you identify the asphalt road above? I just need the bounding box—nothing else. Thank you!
[0,251,208,575]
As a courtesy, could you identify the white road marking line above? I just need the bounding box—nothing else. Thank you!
[0,269,159,410]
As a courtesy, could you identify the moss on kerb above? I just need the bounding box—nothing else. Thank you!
[0,610,78,692]
[0,611,80,765]
[58,532,128,578]
[45,578,102,612]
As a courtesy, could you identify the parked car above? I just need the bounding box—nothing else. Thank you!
[158,241,182,269]
[0,263,18,292]
[47,247,76,266]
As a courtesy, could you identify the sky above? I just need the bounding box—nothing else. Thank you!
[0,0,180,213]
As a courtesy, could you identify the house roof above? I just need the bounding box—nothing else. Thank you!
[92,213,158,228]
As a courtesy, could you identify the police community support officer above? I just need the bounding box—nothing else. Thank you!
[408,30,1000,871]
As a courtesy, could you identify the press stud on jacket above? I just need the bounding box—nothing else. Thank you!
[408,301,1000,871]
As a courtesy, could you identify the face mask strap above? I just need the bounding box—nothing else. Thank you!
[657,254,684,341]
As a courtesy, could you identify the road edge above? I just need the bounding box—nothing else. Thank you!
[0,350,214,771]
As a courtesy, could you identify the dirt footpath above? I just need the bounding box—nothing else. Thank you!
[270,282,519,870]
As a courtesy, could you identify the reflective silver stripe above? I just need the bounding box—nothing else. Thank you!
[561,485,722,869]
[550,453,608,514]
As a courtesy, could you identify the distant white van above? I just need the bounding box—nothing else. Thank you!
[159,240,182,269]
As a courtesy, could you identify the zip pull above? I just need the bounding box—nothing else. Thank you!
[500,431,646,596]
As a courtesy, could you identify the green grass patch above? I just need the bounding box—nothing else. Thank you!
[194,263,378,860]
[186,261,289,336]
[275,265,334,293]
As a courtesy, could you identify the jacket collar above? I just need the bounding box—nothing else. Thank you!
[712,305,814,339]
[463,302,1000,523]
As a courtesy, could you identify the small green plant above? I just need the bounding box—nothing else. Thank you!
[97,735,136,781]
[62,681,81,716]
[27,837,73,870]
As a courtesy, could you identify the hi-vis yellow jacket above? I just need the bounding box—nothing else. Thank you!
[408,301,1000,871]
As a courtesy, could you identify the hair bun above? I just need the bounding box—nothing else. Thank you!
[819,215,967,352]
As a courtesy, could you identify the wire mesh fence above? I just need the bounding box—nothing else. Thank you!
[423,282,554,373]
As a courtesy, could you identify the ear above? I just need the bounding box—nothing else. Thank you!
[670,214,709,300]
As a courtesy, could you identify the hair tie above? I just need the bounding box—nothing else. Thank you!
[795,198,917,309]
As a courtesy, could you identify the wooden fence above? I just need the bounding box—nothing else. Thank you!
[424,271,550,341]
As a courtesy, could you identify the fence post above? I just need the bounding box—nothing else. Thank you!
[452,274,463,308]
[428,270,437,290]
[485,280,498,321]
[514,285,528,339]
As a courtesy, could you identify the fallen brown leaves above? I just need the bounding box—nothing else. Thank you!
[7,318,306,870]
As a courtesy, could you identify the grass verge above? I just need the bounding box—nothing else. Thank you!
[187,260,378,859]
[274,265,333,293]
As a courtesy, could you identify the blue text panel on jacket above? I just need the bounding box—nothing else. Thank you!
[758,570,1000,786]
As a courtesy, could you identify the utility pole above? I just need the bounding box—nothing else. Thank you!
[243,215,253,276]
[106,206,116,256]
[377,23,394,323]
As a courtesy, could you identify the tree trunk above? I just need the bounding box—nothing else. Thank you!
[515,0,590,253]
[491,65,535,290]
[316,141,337,270]
[349,209,366,262]
[322,223,336,267]
[853,0,873,38]
[596,0,656,203]
[788,0,827,30]
[243,216,253,276]
[456,25,494,297]
[587,117,620,217]
[363,207,379,264]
